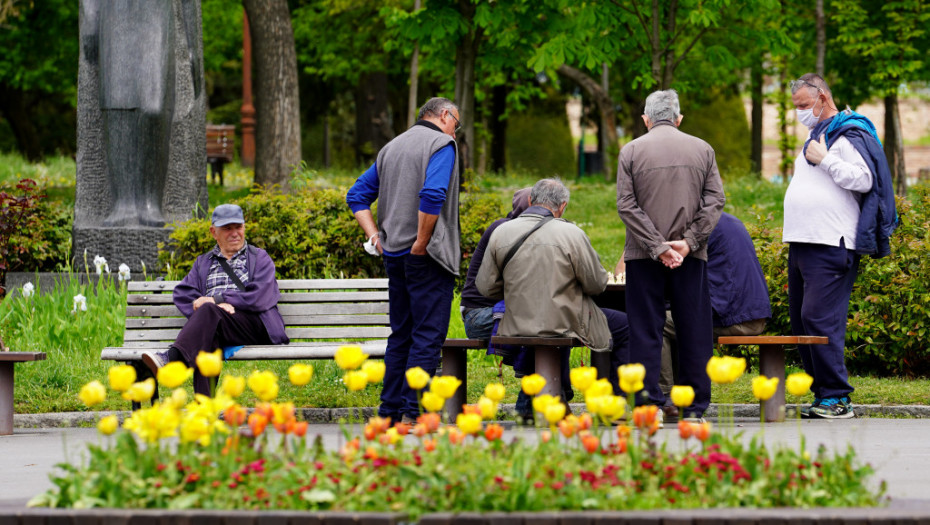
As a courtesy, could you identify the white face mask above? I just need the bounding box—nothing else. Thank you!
[796,94,824,128]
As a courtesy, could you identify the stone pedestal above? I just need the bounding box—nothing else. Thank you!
[72,227,172,273]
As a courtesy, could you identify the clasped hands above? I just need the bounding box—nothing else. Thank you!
[659,240,690,269]
[193,295,235,314]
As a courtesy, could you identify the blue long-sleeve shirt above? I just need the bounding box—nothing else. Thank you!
[346,144,455,215]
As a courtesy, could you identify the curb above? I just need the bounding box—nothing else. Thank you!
[12,403,930,429]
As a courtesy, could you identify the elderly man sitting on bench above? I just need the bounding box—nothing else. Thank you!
[476,178,630,421]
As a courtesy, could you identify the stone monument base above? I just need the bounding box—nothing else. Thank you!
[72,226,172,273]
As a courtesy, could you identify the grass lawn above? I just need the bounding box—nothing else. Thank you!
[3,155,927,414]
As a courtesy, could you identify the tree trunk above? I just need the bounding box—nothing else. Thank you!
[777,60,792,182]
[750,61,764,176]
[557,64,619,180]
[242,0,300,190]
[815,0,825,76]
[884,94,907,196]
[489,83,508,173]
[454,0,480,172]
[406,0,421,128]
[354,72,395,165]
[0,85,42,161]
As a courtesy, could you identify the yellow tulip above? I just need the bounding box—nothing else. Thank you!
[196,349,223,377]
[362,361,385,384]
[405,367,430,390]
[670,385,695,408]
[532,394,558,414]
[288,364,314,386]
[344,370,369,391]
[477,396,497,420]
[248,370,279,401]
[456,413,482,435]
[521,374,546,396]
[122,403,179,443]
[585,378,613,399]
[429,376,462,399]
[618,363,646,394]
[421,391,446,413]
[167,388,188,408]
[585,395,605,415]
[785,372,814,397]
[97,415,119,435]
[157,361,193,388]
[484,382,506,402]
[598,395,627,421]
[752,375,780,401]
[107,364,136,392]
[78,380,107,407]
[334,345,368,370]
[544,402,567,424]
[570,366,598,392]
[121,378,156,403]
[179,414,211,445]
[220,375,246,397]
[706,356,747,384]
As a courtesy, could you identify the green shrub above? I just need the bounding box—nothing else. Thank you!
[678,89,751,176]
[747,186,930,377]
[506,109,575,177]
[159,186,506,289]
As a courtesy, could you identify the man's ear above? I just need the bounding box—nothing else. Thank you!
[641,115,651,129]
[558,202,568,217]
[675,115,684,127]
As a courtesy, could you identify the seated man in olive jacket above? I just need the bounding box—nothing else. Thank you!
[476,179,629,418]
[142,204,289,395]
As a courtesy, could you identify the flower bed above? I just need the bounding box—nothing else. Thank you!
[29,348,883,517]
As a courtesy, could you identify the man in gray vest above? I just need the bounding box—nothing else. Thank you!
[346,97,461,424]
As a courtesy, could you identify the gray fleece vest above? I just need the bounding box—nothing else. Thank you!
[375,124,461,275]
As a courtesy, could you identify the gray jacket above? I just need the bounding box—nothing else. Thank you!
[376,124,461,275]
[475,211,612,352]
[616,122,725,261]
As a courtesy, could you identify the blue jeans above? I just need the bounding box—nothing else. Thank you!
[380,253,454,419]
[462,306,494,339]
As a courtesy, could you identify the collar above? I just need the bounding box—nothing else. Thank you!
[524,205,555,217]
[649,120,676,130]
[212,243,249,260]
[415,120,443,133]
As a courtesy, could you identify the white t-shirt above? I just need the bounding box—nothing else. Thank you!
[783,134,872,249]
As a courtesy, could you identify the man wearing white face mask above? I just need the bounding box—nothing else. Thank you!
[784,73,897,420]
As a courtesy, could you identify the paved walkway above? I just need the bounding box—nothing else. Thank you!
[2,417,930,509]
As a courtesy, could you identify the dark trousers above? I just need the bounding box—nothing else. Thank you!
[788,241,858,399]
[627,257,713,414]
[173,302,271,395]
[381,253,454,419]
[514,307,629,415]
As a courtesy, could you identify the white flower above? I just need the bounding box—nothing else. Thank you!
[73,294,87,313]
[118,263,131,281]
[93,255,110,275]
[22,282,35,298]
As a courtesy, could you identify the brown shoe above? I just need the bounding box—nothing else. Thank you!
[401,414,417,425]
[661,404,679,423]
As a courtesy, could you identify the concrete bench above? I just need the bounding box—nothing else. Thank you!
[101,279,390,407]
[717,335,828,422]
[0,352,46,435]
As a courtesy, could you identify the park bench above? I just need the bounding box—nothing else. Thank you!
[206,124,236,185]
[0,351,46,435]
[717,335,828,422]
[101,279,391,408]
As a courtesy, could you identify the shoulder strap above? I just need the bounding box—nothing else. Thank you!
[501,216,555,270]
[216,257,246,291]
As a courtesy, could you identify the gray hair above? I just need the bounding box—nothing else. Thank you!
[418,97,459,120]
[790,73,832,98]
[643,89,680,123]
[530,178,570,209]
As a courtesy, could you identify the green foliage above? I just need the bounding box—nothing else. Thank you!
[747,185,930,377]
[505,110,576,177]
[159,185,506,286]
[678,90,751,176]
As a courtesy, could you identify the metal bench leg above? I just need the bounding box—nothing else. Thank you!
[535,346,563,400]
[0,362,14,435]
[441,347,467,422]
[759,344,787,422]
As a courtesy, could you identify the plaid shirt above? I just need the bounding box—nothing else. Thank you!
[206,244,250,300]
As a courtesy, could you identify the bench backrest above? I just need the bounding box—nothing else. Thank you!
[206,124,235,162]
[124,279,390,348]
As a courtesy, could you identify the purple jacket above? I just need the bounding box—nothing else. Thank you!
[173,245,289,345]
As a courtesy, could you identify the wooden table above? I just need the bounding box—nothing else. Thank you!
[0,352,46,435]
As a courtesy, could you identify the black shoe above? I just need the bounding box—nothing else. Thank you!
[661,404,679,423]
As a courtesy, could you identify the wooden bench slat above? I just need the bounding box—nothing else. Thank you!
[0,352,46,362]
[489,336,581,347]
[125,314,391,329]
[125,291,390,305]
[441,339,489,349]
[717,336,828,345]
[123,326,393,341]
[128,279,389,293]
[102,342,388,361]
[126,302,391,317]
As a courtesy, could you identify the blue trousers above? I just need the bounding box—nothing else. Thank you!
[381,253,454,419]
[788,241,858,399]
[626,257,713,415]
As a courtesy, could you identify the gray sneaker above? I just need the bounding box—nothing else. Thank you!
[809,396,855,419]
[141,350,169,375]
[799,397,823,418]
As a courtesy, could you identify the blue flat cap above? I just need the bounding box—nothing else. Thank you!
[211,204,244,227]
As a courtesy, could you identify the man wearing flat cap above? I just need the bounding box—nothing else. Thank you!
[142,204,289,395]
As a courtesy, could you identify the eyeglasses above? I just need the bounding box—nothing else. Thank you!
[447,110,462,134]
[790,79,823,95]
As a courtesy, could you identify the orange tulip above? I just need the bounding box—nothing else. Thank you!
[417,412,441,433]
[616,424,632,440]
[484,423,504,442]
[695,421,712,442]
[394,422,411,436]
[447,427,466,445]
[632,405,659,429]
[224,404,247,427]
[247,413,268,437]
[292,421,308,437]
[678,420,694,439]
[541,430,552,443]
[423,438,437,452]
[581,433,600,453]
[578,413,593,431]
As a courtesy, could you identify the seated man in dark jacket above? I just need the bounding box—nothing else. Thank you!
[142,204,289,395]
